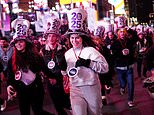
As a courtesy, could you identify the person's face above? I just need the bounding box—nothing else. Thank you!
[47,34,58,45]
[138,34,144,39]
[70,34,82,49]
[33,39,39,44]
[108,32,114,39]
[15,40,26,52]
[119,29,126,39]
[0,40,8,48]
[38,37,46,45]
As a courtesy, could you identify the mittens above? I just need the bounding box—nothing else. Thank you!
[75,57,91,68]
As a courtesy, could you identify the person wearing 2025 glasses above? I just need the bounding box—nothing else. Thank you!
[62,8,109,115]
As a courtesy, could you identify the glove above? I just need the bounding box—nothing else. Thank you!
[75,57,91,68]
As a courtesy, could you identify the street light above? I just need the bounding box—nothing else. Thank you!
[28,0,34,12]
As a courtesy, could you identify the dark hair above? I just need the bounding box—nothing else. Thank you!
[67,34,96,48]
[107,31,114,36]
[16,41,40,71]
[64,29,97,48]
[80,35,97,48]
[0,36,9,42]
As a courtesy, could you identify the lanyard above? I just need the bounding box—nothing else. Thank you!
[51,49,56,60]
[73,46,83,60]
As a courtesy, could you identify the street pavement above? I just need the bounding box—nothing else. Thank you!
[0,64,154,115]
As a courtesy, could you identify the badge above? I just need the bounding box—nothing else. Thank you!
[68,67,78,78]
[107,45,111,49]
[15,71,22,80]
[3,56,8,61]
[122,48,129,55]
[47,60,55,69]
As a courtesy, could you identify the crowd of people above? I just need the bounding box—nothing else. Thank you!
[0,7,154,115]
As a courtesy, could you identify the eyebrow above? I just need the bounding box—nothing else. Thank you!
[70,36,80,39]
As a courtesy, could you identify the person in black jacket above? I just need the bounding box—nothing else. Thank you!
[0,62,6,111]
[111,28,136,107]
[104,31,117,49]
[144,44,154,77]
[40,15,71,115]
[40,33,71,115]
[6,36,54,115]
[93,37,113,105]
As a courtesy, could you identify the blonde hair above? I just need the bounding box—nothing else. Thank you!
[117,28,127,39]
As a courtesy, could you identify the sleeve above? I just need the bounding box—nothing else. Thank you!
[6,59,16,88]
[88,47,109,74]
[110,41,123,57]
[0,62,3,72]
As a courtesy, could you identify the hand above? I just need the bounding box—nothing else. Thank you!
[49,78,57,85]
[7,85,17,97]
[139,47,147,53]
[75,57,91,68]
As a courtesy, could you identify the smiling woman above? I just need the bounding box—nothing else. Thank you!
[63,8,109,115]
[70,34,82,49]
[14,40,26,52]
[6,18,55,115]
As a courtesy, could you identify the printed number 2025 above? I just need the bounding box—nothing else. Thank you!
[71,12,82,28]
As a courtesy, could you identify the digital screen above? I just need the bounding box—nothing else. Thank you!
[19,12,37,22]
[34,0,48,10]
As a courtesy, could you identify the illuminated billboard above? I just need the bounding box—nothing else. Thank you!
[60,0,96,5]
[34,0,48,10]
[108,0,125,14]
[114,0,125,14]
[0,0,19,3]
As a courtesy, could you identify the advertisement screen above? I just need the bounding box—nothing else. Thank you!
[60,0,96,5]
[18,12,37,22]
[0,0,19,3]
[34,0,48,10]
